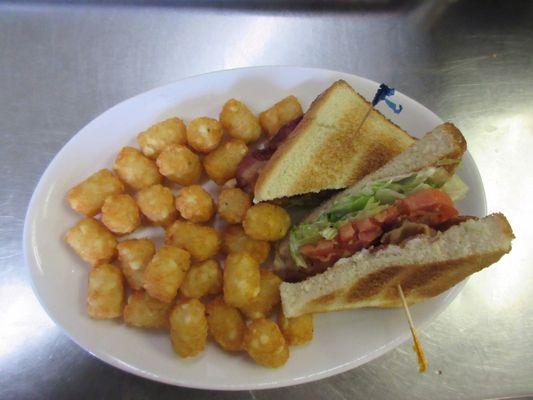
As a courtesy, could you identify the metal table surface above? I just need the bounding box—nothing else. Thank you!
[1,1,532,399]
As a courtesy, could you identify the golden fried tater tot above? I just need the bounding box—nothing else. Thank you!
[175,185,215,223]
[116,238,155,290]
[87,263,124,319]
[66,169,124,216]
[136,184,177,226]
[222,225,270,264]
[114,146,162,191]
[156,144,202,185]
[123,290,172,329]
[239,269,281,320]
[243,203,291,241]
[180,259,222,299]
[101,194,141,235]
[259,95,303,138]
[203,139,248,185]
[137,117,187,159]
[142,246,190,303]
[169,298,208,358]
[206,296,246,351]
[223,252,260,308]
[244,318,289,368]
[219,99,262,143]
[165,220,221,262]
[64,218,117,266]
[186,117,224,153]
[217,187,251,224]
[278,311,313,345]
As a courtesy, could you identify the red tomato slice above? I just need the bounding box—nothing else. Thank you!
[399,188,458,224]
[299,239,336,258]
[358,227,382,244]
[373,205,400,225]
[338,222,357,243]
[353,217,379,233]
[299,244,317,257]
[342,239,365,255]
[315,239,337,253]
[400,188,456,214]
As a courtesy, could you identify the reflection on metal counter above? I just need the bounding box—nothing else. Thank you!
[0,0,532,399]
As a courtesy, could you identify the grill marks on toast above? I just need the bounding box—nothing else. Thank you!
[347,266,404,302]
[311,290,344,307]
[304,251,509,314]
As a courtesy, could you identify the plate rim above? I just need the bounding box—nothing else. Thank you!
[23,65,487,390]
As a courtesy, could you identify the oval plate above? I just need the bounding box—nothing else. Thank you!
[24,66,486,390]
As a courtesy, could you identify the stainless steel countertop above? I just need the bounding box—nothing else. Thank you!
[1,1,532,399]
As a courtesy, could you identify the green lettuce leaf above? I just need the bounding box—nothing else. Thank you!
[441,174,468,200]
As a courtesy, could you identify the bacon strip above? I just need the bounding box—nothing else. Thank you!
[236,116,303,193]
[380,221,437,245]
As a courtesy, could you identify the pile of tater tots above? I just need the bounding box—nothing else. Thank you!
[64,95,313,368]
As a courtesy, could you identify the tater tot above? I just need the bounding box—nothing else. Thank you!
[239,269,281,320]
[206,296,246,351]
[219,99,262,143]
[203,139,248,185]
[243,203,291,241]
[142,246,191,303]
[223,252,260,308]
[244,319,289,368]
[136,184,177,226]
[114,147,162,191]
[156,144,202,186]
[87,263,125,319]
[64,218,117,266]
[165,220,221,262]
[66,169,124,216]
[186,117,224,153]
[217,188,251,224]
[169,299,208,358]
[137,117,187,159]
[116,238,155,290]
[175,185,215,223]
[101,194,141,235]
[259,95,303,138]
[123,290,172,329]
[222,225,270,264]
[278,312,313,345]
[180,259,222,299]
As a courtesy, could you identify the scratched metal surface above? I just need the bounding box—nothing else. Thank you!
[1,0,532,399]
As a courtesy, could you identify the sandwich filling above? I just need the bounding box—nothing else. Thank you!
[289,166,469,275]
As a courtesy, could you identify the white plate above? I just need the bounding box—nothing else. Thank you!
[24,66,487,390]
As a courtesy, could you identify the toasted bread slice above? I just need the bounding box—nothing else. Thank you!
[254,80,415,202]
[280,213,514,317]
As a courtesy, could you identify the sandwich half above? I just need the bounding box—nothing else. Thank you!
[237,80,416,202]
[275,123,514,317]
[280,213,513,317]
